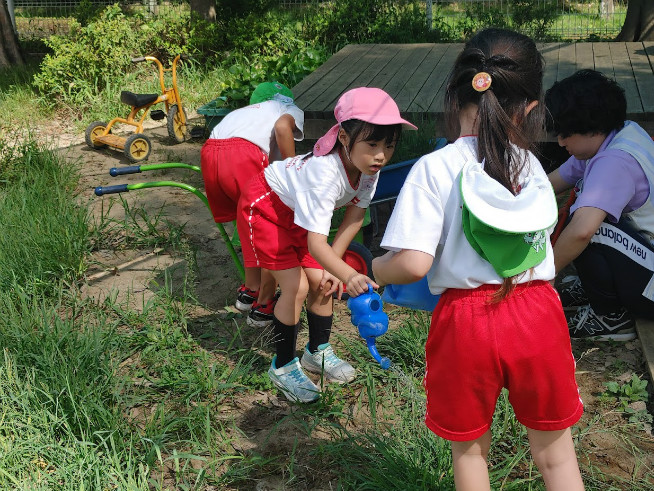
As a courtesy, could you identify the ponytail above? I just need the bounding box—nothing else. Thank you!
[445,28,545,301]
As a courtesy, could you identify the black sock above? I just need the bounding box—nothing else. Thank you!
[273,316,299,368]
[307,310,333,353]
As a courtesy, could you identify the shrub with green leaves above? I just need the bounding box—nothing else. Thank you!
[304,0,449,49]
[34,4,190,105]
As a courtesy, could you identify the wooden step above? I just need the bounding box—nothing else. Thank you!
[95,134,126,149]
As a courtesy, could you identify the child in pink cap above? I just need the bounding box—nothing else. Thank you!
[237,87,416,403]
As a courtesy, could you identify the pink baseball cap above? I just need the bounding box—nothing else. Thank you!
[313,87,417,156]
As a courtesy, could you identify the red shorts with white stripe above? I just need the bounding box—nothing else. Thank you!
[238,172,323,271]
[424,281,583,442]
[200,138,268,223]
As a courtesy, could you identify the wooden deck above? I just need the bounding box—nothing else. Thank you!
[292,42,654,139]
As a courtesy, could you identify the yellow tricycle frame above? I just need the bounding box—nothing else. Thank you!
[85,54,188,163]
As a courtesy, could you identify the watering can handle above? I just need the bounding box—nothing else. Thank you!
[110,166,141,176]
[94,184,129,196]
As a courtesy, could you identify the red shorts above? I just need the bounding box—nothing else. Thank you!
[424,281,583,442]
[200,138,268,223]
[238,172,323,271]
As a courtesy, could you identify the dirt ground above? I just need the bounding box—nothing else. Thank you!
[53,117,654,488]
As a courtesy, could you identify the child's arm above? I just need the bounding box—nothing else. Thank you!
[307,206,378,296]
[372,249,433,287]
[274,114,298,159]
[548,168,573,194]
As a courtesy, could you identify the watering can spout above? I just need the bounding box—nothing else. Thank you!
[347,284,391,369]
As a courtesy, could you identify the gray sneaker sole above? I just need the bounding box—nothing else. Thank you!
[234,300,253,312]
[246,315,273,328]
[572,331,637,342]
[268,371,320,403]
[301,357,356,384]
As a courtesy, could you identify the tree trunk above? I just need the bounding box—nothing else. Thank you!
[0,0,23,68]
[189,0,217,21]
[615,0,654,41]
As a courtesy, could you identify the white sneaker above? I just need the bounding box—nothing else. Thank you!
[301,343,356,384]
[268,356,320,403]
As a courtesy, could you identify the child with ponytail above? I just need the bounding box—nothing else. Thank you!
[373,29,584,490]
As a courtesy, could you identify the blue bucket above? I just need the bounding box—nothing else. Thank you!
[381,276,439,311]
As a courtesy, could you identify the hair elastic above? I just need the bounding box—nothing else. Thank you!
[472,72,492,92]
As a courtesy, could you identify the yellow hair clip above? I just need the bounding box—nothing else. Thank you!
[472,72,492,92]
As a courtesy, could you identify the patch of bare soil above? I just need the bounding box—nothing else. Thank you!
[51,119,654,488]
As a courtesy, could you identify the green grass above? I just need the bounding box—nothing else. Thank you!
[0,147,652,488]
[1,6,654,485]
[0,58,53,137]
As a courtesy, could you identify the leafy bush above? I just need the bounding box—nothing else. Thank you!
[220,46,327,107]
[512,0,560,39]
[304,0,450,50]
[457,3,510,40]
[457,0,560,40]
[34,4,190,105]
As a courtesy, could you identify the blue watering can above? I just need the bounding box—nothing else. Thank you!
[347,285,391,370]
[381,276,440,311]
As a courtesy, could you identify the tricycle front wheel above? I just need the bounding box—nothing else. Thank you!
[124,133,152,163]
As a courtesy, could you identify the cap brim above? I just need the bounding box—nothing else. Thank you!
[461,161,557,233]
[313,124,339,156]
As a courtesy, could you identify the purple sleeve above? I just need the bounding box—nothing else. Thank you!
[570,151,641,222]
[558,156,586,185]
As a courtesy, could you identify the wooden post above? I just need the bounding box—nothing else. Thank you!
[426,0,433,30]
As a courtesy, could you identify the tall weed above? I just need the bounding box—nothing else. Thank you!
[0,136,89,294]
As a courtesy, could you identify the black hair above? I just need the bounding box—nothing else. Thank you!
[545,69,626,137]
[445,28,544,195]
[336,119,402,152]
[445,28,544,301]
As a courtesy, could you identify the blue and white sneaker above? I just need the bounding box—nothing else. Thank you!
[301,343,356,384]
[268,356,320,403]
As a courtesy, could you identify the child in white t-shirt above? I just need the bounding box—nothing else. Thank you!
[200,82,304,328]
[238,87,416,403]
[372,29,584,489]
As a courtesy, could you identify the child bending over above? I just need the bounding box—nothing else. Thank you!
[201,82,304,328]
[239,87,416,403]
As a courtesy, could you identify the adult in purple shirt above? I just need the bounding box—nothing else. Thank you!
[546,70,654,341]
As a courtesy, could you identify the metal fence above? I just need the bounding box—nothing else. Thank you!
[10,0,628,41]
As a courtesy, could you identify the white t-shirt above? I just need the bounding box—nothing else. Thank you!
[381,137,556,294]
[264,152,379,236]
[209,100,304,156]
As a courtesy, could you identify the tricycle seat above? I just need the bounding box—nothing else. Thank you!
[121,91,159,107]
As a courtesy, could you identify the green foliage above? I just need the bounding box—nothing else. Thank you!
[601,374,652,427]
[33,4,190,105]
[602,374,649,408]
[457,0,560,40]
[512,0,560,39]
[304,0,450,50]
[457,3,510,39]
[216,0,278,20]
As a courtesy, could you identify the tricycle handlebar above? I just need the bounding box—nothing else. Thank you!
[94,184,129,196]
[131,57,146,63]
[110,166,141,176]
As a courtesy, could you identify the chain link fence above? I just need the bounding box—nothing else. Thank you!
[10,0,628,41]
